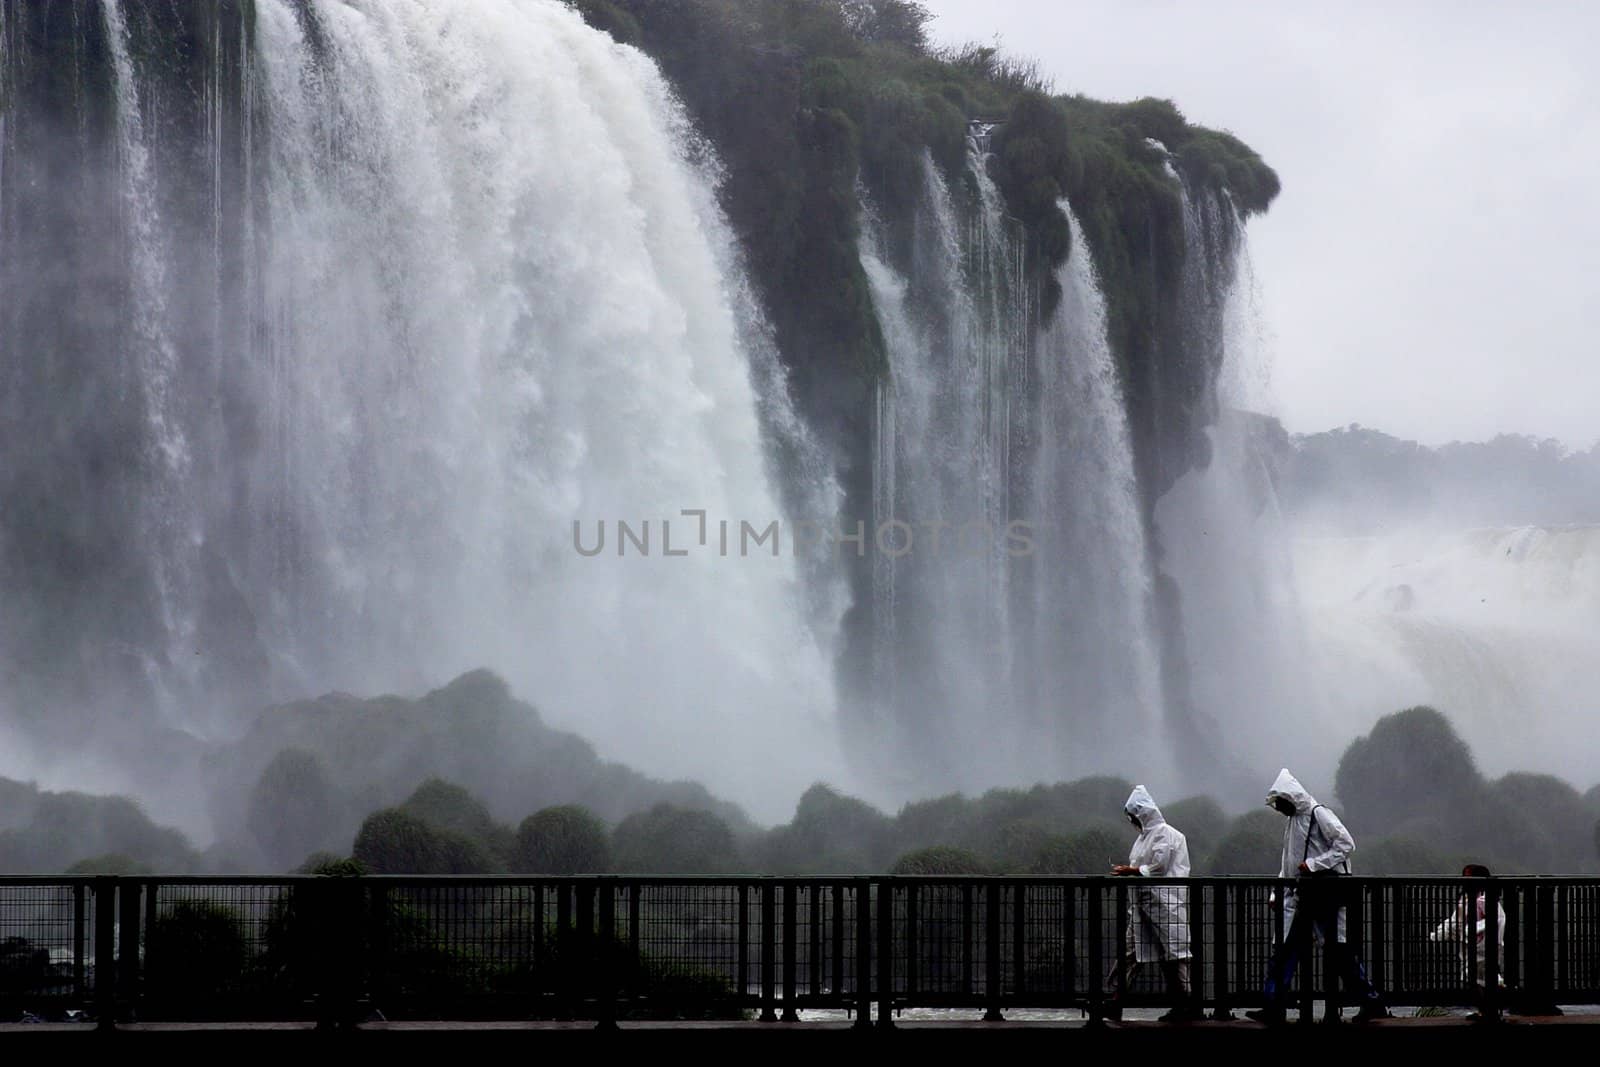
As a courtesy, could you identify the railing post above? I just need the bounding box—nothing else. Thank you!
[1483,878,1501,1022]
[904,881,918,1007]
[1325,878,1354,1023]
[118,878,142,1022]
[531,880,544,995]
[738,883,750,1013]
[1012,880,1027,1003]
[1234,882,1250,1016]
[809,883,823,999]
[369,883,391,1015]
[876,876,893,1028]
[1295,880,1315,1025]
[557,881,574,1019]
[1535,881,1557,1011]
[831,883,845,1003]
[760,879,777,1021]
[1211,880,1230,1019]
[853,879,872,1029]
[94,877,116,1030]
[314,877,364,1030]
[577,880,596,1019]
[961,883,974,1001]
[630,876,643,1011]
[984,881,1003,1021]
[782,882,799,1021]
[596,878,616,1030]
[1368,878,1386,1005]
[73,882,87,1002]
[1086,880,1103,1025]
[1061,880,1076,1007]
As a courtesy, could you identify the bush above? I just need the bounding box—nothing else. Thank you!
[401,778,515,867]
[248,748,341,870]
[351,808,493,874]
[145,902,250,1004]
[514,806,611,874]
[1357,836,1452,875]
[64,852,151,875]
[294,852,369,877]
[0,936,63,998]
[0,785,198,873]
[1489,773,1591,872]
[1208,810,1284,874]
[758,783,894,873]
[893,793,972,853]
[889,845,987,875]
[1162,796,1227,869]
[1021,826,1124,875]
[612,804,737,874]
[1335,707,1484,838]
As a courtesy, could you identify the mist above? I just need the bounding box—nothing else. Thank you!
[2,2,1596,877]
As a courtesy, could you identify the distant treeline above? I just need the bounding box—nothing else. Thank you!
[4,674,1597,877]
[1272,423,1600,532]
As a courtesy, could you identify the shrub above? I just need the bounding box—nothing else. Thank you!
[1021,825,1125,875]
[248,748,340,870]
[612,804,737,874]
[145,901,250,1003]
[294,852,369,877]
[351,808,492,874]
[1162,796,1227,870]
[514,806,611,874]
[64,852,151,875]
[1208,809,1284,874]
[889,845,987,875]
[1335,707,1483,837]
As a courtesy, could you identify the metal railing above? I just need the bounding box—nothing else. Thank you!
[2,876,1596,1026]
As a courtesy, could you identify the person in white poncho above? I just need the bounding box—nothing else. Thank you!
[1431,863,1506,1018]
[1104,785,1202,1022]
[1246,769,1389,1024]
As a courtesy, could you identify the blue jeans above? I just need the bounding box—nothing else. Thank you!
[1264,885,1382,1009]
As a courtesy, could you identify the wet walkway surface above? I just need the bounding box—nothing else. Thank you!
[3,1010,1596,1045]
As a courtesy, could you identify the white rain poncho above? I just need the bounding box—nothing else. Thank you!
[1124,785,1192,962]
[1430,891,1507,989]
[1267,768,1355,943]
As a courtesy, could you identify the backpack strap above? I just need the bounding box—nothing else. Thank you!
[1303,804,1351,874]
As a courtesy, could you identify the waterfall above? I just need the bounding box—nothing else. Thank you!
[0,0,839,820]
[860,133,1167,796]
[1296,523,1600,788]
[1025,202,1168,783]
[1150,180,1323,791]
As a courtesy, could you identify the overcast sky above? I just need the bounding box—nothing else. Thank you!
[922,1,1599,449]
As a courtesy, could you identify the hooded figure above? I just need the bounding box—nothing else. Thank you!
[1247,769,1388,1024]
[1267,768,1355,941]
[1104,786,1200,1021]
[1124,786,1193,961]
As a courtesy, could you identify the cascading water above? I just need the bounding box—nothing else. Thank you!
[0,0,839,821]
[1295,524,1600,787]
[1023,202,1168,783]
[859,145,1019,794]
[860,132,1167,796]
[1150,178,1325,791]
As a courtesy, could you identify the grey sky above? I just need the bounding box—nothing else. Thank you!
[922,1,1600,448]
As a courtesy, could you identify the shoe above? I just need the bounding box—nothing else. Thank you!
[1158,1006,1205,1022]
[1353,1004,1391,1023]
[1100,1005,1123,1023]
[1245,1008,1286,1025]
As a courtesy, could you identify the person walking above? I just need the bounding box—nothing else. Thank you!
[1104,785,1202,1022]
[1246,769,1389,1024]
